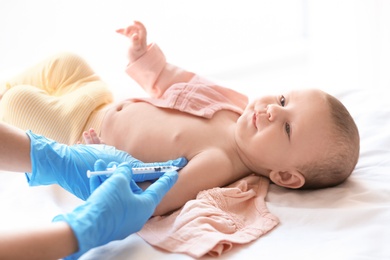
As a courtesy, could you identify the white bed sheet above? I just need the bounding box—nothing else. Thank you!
[1,1,390,259]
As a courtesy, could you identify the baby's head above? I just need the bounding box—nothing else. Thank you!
[296,92,360,189]
[236,88,360,190]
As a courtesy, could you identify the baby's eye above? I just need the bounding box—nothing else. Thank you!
[280,95,286,107]
[285,123,291,136]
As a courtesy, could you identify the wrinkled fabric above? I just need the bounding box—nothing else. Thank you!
[126,44,248,118]
[138,175,279,258]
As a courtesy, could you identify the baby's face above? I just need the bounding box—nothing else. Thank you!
[235,89,331,175]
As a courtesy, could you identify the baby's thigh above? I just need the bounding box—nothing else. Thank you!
[4,52,99,96]
[0,85,93,144]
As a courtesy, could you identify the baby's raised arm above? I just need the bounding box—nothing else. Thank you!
[116,21,148,65]
[117,21,194,98]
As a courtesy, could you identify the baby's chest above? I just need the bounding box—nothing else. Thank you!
[124,103,237,160]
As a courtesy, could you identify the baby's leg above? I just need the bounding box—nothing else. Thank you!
[0,53,114,144]
[0,87,7,100]
[1,52,102,97]
[0,85,111,145]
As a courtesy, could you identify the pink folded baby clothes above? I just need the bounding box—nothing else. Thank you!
[138,175,279,258]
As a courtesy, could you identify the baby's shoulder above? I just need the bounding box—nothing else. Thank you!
[195,148,236,172]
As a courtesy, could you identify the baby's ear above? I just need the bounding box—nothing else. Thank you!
[269,169,305,189]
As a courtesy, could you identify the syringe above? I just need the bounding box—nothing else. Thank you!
[86,165,182,178]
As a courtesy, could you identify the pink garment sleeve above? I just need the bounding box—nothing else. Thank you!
[125,43,167,97]
[126,43,195,98]
[138,175,279,258]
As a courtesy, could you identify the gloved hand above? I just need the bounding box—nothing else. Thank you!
[53,162,178,259]
[90,159,144,195]
[25,130,187,200]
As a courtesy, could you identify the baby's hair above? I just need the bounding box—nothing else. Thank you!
[299,93,360,189]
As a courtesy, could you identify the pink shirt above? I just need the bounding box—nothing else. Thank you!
[126,44,248,118]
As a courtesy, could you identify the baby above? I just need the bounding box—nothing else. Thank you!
[0,21,360,216]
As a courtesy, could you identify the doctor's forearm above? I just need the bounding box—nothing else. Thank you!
[0,222,78,260]
[0,122,32,172]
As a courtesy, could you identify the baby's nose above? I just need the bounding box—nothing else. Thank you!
[266,104,281,122]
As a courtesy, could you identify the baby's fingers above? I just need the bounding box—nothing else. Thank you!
[116,21,146,37]
[116,25,137,37]
[83,128,103,144]
[116,27,128,36]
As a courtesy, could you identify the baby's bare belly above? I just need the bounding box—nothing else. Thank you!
[100,100,236,163]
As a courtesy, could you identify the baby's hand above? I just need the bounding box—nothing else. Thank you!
[82,128,104,144]
[116,20,148,64]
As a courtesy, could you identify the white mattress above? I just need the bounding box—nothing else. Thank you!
[1,1,389,259]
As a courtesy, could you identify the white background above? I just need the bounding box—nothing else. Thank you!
[1,0,389,99]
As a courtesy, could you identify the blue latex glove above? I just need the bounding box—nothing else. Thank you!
[25,130,187,200]
[53,162,178,259]
[90,159,143,195]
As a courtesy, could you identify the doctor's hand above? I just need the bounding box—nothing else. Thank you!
[53,162,178,259]
[26,130,187,200]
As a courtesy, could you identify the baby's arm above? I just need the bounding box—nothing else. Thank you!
[150,150,235,216]
[116,21,148,65]
[117,21,194,98]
